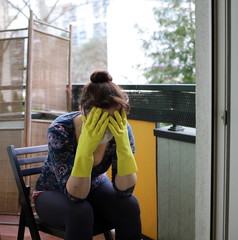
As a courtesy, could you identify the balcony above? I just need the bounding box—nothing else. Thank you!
[0,83,195,240]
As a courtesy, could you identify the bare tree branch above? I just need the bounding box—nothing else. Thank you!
[48,1,89,25]
[48,5,76,24]
[5,0,29,20]
[44,0,60,22]
[22,0,32,12]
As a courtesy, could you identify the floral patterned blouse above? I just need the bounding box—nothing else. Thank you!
[33,111,136,201]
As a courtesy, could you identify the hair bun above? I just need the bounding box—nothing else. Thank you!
[90,70,112,83]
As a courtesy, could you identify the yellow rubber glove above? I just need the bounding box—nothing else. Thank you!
[71,107,109,177]
[108,110,138,176]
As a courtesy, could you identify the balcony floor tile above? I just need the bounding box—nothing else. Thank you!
[0,215,106,240]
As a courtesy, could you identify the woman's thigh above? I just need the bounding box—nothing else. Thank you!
[35,190,95,240]
[35,190,70,227]
[34,190,93,227]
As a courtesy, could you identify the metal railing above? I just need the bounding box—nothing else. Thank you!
[72,84,196,128]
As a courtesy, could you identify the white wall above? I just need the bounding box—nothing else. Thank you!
[195,0,212,239]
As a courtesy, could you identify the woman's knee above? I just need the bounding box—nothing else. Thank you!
[114,195,141,239]
[67,200,94,224]
[116,195,140,218]
[64,201,94,240]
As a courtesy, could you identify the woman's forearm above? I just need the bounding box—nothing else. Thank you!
[66,176,91,199]
[115,173,137,191]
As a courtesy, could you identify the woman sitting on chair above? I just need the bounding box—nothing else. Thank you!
[33,69,142,240]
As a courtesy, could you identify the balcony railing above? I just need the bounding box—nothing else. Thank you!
[72,84,196,128]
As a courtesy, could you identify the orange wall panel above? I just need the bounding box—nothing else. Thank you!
[129,120,157,240]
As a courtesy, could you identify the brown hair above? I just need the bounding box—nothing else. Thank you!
[80,70,130,113]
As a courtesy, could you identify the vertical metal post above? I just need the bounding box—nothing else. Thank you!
[67,24,73,112]
[24,10,34,147]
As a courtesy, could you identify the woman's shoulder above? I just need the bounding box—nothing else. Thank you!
[48,112,81,140]
[52,111,81,124]
[47,112,81,150]
[49,111,80,129]
[127,122,134,139]
[127,122,135,153]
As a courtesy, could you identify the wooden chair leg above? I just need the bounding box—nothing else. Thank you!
[104,230,113,240]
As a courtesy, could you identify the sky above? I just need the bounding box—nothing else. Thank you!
[5,0,160,84]
[107,0,159,83]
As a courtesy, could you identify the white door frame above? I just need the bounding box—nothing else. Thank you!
[212,0,229,239]
[212,0,238,239]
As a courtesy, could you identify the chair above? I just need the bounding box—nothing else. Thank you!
[7,144,113,240]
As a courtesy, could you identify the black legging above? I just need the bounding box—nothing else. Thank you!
[35,181,141,240]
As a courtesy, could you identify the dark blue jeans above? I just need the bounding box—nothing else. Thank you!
[35,181,141,240]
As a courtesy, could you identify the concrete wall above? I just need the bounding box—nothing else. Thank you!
[155,127,196,240]
[157,135,195,240]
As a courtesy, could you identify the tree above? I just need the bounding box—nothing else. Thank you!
[72,36,107,83]
[137,0,195,84]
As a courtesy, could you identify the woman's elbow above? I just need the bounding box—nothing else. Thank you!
[115,173,137,191]
[66,176,91,199]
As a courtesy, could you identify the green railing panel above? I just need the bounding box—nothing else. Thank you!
[72,84,196,127]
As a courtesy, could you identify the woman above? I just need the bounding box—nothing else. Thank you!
[33,70,141,240]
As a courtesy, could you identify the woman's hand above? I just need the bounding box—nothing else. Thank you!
[108,110,138,176]
[81,107,109,153]
[71,107,109,177]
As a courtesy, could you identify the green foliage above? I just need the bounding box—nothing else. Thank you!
[137,0,195,84]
